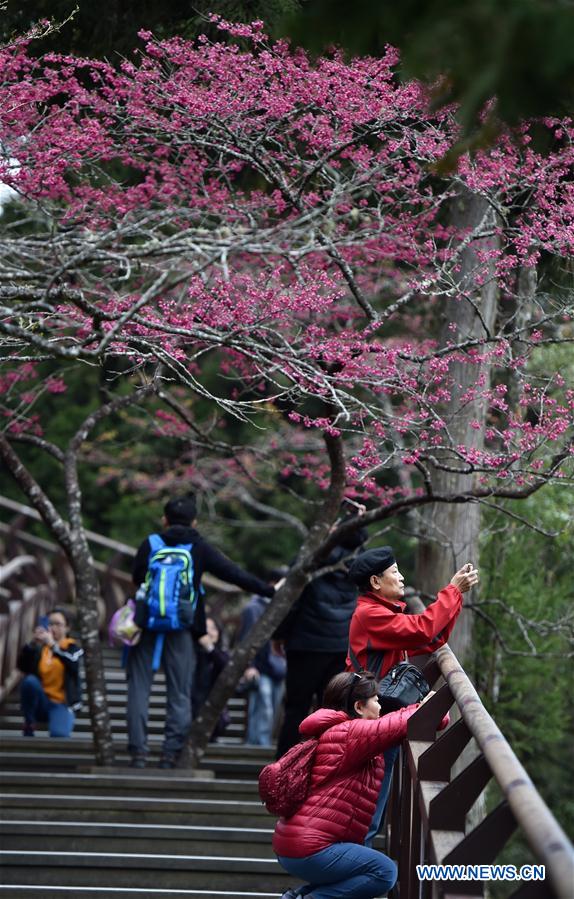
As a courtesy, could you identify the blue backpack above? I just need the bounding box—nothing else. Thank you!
[138,534,198,669]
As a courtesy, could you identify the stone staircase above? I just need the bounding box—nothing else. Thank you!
[0,648,297,898]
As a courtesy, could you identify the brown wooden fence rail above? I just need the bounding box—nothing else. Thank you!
[0,574,52,705]
[0,494,136,621]
[0,494,242,705]
[390,640,574,899]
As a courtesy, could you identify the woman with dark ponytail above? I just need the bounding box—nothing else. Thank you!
[274,671,447,899]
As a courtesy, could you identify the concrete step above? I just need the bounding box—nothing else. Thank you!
[1,699,246,716]
[0,772,260,800]
[0,851,296,891]
[0,735,271,760]
[0,669,281,898]
[0,888,280,898]
[0,756,266,780]
[0,715,246,729]
[0,721,247,740]
[1,694,247,709]
[0,821,276,858]
[0,794,272,828]
[0,736,270,758]
[1,697,247,713]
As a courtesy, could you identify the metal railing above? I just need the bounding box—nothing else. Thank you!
[389,644,574,899]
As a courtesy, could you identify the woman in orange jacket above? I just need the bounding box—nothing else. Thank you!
[18,608,82,737]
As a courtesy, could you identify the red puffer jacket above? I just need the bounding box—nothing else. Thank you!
[272,704,420,858]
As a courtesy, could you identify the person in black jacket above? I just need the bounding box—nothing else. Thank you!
[192,616,230,742]
[274,516,368,758]
[17,608,82,738]
[128,493,277,769]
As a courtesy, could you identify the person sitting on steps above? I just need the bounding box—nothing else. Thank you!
[18,608,83,738]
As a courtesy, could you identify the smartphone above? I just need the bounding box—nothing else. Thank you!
[36,616,50,630]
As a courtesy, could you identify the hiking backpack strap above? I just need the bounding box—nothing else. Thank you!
[152,633,165,671]
[366,642,386,681]
[347,641,386,681]
[347,643,363,673]
[147,535,165,670]
[148,533,165,554]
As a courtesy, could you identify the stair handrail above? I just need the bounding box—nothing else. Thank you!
[0,493,244,595]
[0,495,136,556]
[436,643,573,897]
[0,555,36,584]
[391,597,574,899]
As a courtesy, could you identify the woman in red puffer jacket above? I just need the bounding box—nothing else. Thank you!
[273,671,447,899]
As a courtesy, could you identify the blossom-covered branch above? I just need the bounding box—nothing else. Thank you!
[0,18,572,509]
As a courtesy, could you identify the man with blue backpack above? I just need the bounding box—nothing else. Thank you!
[127,493,276,769]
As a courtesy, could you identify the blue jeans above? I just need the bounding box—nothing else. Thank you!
[277,843,397,899]
[20,675,75,737]
[246,673,284,746]
[365,745,400,848]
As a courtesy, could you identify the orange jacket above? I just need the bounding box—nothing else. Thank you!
[346,585,462,679]
[18,638,83,709]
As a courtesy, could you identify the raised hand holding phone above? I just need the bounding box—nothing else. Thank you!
[34,616,54,646]
[450,562,479,593]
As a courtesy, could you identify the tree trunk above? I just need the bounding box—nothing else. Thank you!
[70,541,115,765]
[416,190,499,662]
[0,434,115,765]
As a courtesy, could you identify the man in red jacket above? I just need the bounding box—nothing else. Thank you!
[346,546,478,680]
[346,545,479,846]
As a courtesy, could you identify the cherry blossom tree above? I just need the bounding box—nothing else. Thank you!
[0,18,572,763]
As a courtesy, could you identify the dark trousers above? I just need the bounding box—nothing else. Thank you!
[276,650,346,759]
[364,744,400,846]
[126,629,195,757]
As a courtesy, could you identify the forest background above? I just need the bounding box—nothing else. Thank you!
[0,0,573,852]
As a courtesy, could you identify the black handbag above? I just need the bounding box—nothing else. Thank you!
[377,662,430,714]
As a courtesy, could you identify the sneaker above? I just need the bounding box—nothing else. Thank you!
[22,723,35,737]
[158,753,177,769]
[279,891,302,899]
[129,755,146,769]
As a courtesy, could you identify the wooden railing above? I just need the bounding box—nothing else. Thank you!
[0,494,243,703]
[0,495,136,623]
[390,642,574,899]
[0,577,52,705]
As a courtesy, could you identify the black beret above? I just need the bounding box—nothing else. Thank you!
[348,546,396,586]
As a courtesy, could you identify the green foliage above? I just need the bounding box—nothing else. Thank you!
[476,487,574,837]
[0,362,160,551]
[0,0,299,58]
[283,0,574,136]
